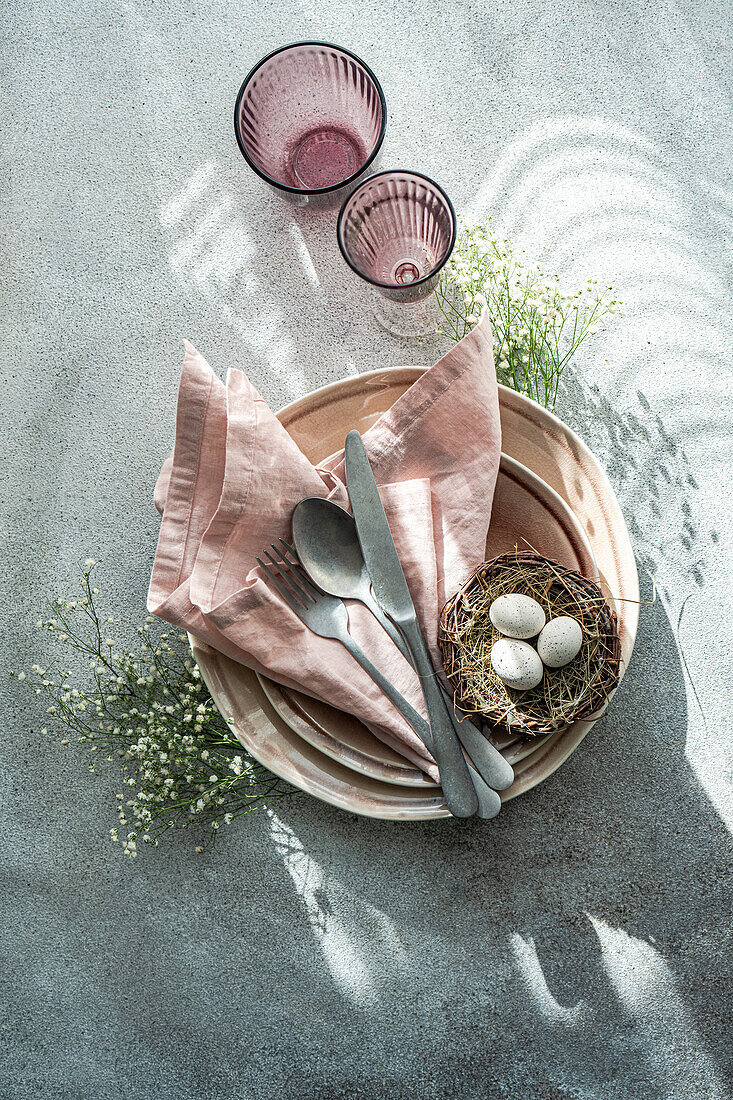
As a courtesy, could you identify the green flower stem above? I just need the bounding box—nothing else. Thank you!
[435,219,622,409]
[16,562,291,858]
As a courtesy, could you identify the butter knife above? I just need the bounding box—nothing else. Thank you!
[344,429,478,819]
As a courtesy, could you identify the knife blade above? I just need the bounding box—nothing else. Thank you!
[344,429,478,818]
[342,440,414,620]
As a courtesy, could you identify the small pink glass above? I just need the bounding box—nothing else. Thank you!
[234,42,386,206]
[337,170,456,336]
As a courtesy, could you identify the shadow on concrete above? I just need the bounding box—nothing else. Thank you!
[244,562,731,1098]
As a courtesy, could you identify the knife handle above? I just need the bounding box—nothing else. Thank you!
[449,713,515,792]
[399,618,478,819]
[466,763,502,820]
[367,599,514,792]
[340,635,494,819]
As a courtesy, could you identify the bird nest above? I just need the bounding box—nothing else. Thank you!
[438,551,621,738]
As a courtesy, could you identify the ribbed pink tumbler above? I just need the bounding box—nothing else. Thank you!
[234,42,386,203]
[337,170,456,336]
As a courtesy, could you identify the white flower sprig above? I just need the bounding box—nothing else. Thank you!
[15,561,290,857]
[435,219,623,408]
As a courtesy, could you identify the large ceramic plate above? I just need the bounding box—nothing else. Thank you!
[192,372,639,819]
[258,451,597,786]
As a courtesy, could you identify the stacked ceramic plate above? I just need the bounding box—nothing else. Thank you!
[192,369,639,818]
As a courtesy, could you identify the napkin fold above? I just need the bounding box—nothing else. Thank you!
[148,312,500,778]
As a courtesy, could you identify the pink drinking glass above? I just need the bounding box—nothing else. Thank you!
[234,42,386,205]
[337,170,457,336]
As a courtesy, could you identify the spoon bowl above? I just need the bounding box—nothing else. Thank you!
[292,497,372,601]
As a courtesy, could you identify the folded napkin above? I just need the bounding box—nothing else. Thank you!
[148,312,500,778]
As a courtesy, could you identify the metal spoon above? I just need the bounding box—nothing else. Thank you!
[293,496,400,645]
[292,496,514,792]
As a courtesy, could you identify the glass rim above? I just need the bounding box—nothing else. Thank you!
[336,169,458,291]
[233,40,388,196]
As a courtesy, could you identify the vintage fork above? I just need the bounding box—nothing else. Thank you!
[256,540,500,819]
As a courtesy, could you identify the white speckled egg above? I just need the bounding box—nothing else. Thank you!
[491,638,544,691]
[537,616,583,668]
[489,593,546,639]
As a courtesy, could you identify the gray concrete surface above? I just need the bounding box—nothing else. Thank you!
[2,2,732,1097]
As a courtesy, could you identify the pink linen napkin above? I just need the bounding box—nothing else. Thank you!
[148,312,500,778]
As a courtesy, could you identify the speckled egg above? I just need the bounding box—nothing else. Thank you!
[489,593,546,639]
[490,638,544,691]
[537,616,583,668]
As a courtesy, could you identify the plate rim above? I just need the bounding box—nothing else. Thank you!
[257,673,440,787]
[189,640,450,819]
[192,368,639,818]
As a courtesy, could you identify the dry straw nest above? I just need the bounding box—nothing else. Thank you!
[439,550,621,738]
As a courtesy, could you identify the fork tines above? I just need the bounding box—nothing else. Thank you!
[256,540,319,610]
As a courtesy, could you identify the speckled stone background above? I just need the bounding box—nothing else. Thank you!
[2,2,732,1098]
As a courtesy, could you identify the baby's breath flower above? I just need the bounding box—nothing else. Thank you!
[19,563,290,859]
[435,216,619,408]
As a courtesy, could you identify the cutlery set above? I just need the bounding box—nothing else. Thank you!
[258,429,514,819]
